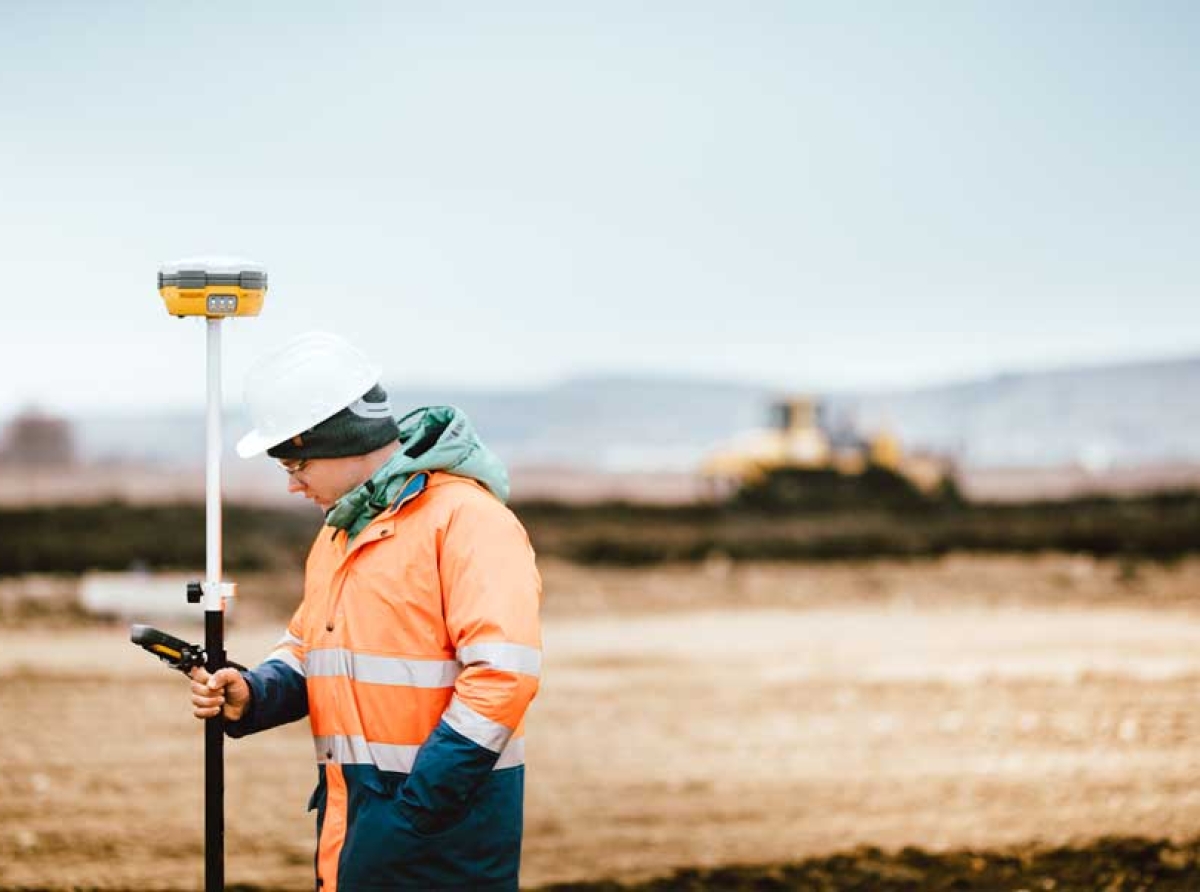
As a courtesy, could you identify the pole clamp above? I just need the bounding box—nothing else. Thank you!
[187,580,237,611]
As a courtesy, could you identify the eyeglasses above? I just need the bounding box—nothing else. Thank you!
[278,458,310,477]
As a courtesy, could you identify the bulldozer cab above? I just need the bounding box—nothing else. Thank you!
[771,397,818,436]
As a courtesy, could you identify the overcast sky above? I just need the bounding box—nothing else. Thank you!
[2,1,1197,417]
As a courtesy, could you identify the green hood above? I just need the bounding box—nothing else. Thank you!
[326,405,509,539]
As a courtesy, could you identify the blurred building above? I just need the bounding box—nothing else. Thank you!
[0,408,76,467]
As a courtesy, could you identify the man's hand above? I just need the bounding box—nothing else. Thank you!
[189,666,251,722]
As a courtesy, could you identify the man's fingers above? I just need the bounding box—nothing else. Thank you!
[187,666,244,720]
[191,681,226,720]
[192,689,225,707]
[207,667,241,691]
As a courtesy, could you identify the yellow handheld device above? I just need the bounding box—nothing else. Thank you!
[130,623,246,675]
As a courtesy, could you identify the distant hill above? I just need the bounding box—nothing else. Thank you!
[842,356,1200,469]
[57,355,1200,472]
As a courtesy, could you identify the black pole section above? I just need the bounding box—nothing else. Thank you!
[206,608,225,892]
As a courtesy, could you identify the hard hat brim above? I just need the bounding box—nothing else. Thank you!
[236,428,281,459]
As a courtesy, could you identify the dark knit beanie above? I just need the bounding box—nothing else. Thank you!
[267,384,400,460]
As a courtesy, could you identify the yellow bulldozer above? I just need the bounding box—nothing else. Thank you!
[700,396,950,501]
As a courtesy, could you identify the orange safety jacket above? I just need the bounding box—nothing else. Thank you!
[227,471,542,892]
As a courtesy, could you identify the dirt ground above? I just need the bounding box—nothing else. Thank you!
[3,555,1200,890]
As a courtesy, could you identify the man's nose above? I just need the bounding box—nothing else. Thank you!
[287,476,305,494]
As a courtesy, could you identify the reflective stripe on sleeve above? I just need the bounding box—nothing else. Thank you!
[306,649,460,688]
[275,632,304,648]
[443,696,514,753]
[313,733,525,772]
[457,642,542,677]
[494,736,525,770]
[266,649,305,677]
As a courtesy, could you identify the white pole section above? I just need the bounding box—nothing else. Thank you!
[205,317,223,606]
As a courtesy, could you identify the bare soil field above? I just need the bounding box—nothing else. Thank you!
[3,555,1200,890]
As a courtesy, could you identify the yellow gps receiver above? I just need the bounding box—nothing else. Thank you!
[157,256,268,318]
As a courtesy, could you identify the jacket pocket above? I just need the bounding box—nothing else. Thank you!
[340,771,476,889]
[396,793,472,839]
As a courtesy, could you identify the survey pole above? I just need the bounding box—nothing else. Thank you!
[157,257,269,892]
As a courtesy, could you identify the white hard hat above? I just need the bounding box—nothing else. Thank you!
[236,331,383,458]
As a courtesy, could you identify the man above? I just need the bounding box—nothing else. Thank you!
[189,331,542,892]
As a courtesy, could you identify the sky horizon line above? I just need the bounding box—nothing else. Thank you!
[5,342,1196,422]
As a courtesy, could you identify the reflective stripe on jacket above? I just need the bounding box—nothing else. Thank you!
[228,471,542,892]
